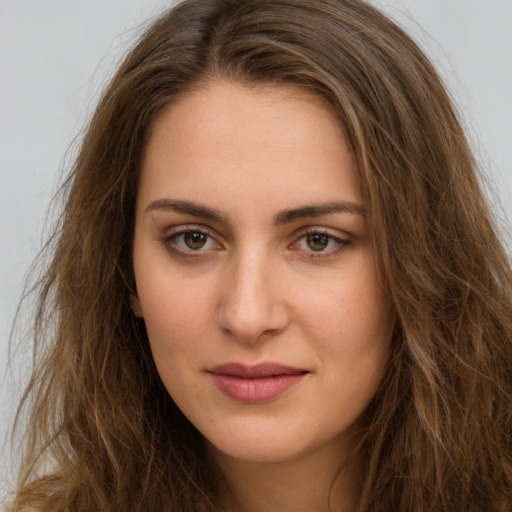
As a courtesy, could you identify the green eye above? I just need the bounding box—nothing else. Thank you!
[183,232,208,250]
[306,233,330,251]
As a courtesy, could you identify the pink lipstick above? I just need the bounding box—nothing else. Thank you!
[207,363,308,403]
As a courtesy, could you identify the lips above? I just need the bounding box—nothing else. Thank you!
[207,363,308,403]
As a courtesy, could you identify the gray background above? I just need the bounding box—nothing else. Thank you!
[1,0,511,496]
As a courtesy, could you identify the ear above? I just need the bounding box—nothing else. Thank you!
[130,294,144,318]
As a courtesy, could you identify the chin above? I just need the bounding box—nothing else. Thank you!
[204,422,348,467]
[208,437,306,465]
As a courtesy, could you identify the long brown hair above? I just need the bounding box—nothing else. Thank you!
[9,0,512,510]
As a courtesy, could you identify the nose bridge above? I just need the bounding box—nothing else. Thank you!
[217,245,288,342]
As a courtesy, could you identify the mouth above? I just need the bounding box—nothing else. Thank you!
[207,363,309,403]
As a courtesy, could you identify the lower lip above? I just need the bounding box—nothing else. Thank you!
[210,373,307,403]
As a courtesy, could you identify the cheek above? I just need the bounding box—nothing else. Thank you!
[299,268,393,393]
[138,288,208,404]
[301,272,391,349]
[135,271,216,366]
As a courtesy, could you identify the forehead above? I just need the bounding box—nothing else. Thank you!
[138,80,362,214]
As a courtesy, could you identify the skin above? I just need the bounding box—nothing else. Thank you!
[131,80,393,512]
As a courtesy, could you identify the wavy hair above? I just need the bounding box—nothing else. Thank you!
[9,0,512,510]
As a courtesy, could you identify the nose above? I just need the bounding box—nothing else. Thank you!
[216,250,290,343]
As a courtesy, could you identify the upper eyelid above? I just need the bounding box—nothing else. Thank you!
[292,225,351,239]
[161,224,350,238]
[291,227,351,250]
[162,224,216,237]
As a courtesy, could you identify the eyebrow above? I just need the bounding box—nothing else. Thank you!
[145,199,228,223]
[274,201,367,225]
[145,199,367,225]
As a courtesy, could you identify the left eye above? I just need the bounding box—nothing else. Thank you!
[295,231,349,253]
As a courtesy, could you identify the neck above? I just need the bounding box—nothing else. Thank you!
[210,436,362,512]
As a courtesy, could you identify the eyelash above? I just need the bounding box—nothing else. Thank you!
[161,225,219,258]
[292,228,351,259]
[161,226,351,259]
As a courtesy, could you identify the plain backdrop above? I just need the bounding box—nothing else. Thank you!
[1,0,511,497]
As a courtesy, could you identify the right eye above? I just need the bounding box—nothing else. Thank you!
[177,231,210,250]
[162,228,222,256]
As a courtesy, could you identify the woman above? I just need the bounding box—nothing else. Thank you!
[9,0,512,510]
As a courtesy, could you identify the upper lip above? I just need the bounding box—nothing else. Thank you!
[208,363,308,378]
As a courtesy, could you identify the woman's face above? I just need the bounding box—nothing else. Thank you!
[132,81,393,464]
